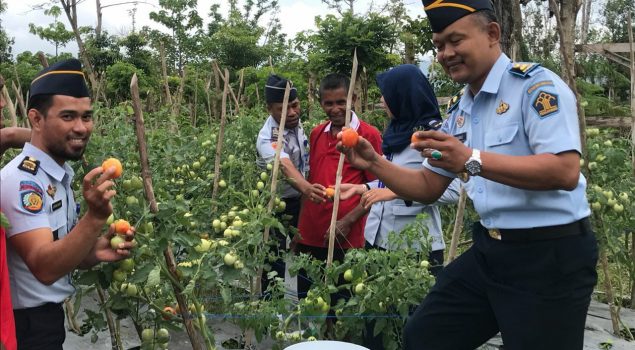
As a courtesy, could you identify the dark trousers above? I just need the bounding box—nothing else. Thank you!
[363,242,445,350]
[295,243,348,303]
[14,303,65,350]
[403,220,598,350]
[261,197,301,299]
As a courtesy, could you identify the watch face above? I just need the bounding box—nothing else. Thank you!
[466,160,482,176]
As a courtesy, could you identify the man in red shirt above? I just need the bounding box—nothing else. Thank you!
[296,73,382,299]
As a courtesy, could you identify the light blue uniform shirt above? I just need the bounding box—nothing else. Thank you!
[365,147,460,251]
[1,143,77,309]
[424,53,590,229]
[256,116,309,199]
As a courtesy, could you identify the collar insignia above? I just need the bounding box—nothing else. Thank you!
[496,101,509,115]
[456,115,465,128]
[47,185,57,199]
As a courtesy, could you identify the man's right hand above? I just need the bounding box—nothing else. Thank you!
[336,134,379,170]
[304,183,327,203]
[82,167,117,220]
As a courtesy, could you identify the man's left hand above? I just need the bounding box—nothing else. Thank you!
[323,219,352,246]
[91,223,136,263]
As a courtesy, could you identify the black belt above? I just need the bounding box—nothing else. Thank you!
[485,217,591,242]
[14,302,63,313]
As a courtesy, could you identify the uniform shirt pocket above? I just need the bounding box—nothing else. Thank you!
[48,210,68,241]
[485,124,519,151]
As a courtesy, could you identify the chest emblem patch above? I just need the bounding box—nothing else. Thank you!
[533,91,559,117]
[456,115,465,128]
[496,101,509,115]
[47,185,57,199]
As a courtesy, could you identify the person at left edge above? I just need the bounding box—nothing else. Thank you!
[0,58,136,350]
[256,75,326,298]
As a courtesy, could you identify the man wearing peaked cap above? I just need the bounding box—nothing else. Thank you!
[256,74,322,299]
[1,59,136,349]
[338,2,597,349]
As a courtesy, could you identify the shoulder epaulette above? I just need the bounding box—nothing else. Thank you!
[446,89,463,114]
[509,62,541,78]
[18,156,40,175]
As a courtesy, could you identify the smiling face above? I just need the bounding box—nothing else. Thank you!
[320,87,356,128]
[29,95,93,164]
[267,98,301,129]
[432,12,501,92]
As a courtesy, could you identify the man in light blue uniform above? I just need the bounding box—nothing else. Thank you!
[337,1,598,349]
[256,75,325,298]
[1,59,136,349]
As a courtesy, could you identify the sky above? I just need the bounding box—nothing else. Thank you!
[2,0,425,58]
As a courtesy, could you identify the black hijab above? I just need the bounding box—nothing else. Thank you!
[376,64,442,155]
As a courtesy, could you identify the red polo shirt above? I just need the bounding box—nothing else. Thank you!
[297,119,382,249]
[1,216,16,350]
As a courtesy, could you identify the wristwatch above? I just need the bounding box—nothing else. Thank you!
[458,149,482,182]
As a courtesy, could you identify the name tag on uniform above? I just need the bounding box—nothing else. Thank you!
[52,200,63,211]
[270,127,279,141]
[454,132,467,143]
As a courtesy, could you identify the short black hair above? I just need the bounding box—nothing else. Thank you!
[319,73,350,98]
[28,94,55,117]
[473,9,499,30]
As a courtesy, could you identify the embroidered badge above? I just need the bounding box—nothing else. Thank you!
[19,181,44,195]
[22,192,43,213]
[456,116,465,128]
[47,184,57,199]
[532,91,559,118]
[496,101,509,115]
[18,156,39,175]
[52,200,63,211]
[527,80,554,95]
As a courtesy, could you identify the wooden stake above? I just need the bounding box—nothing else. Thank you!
[211,61,241,115]
[160,43,173,105]
[627,12,635,309]
[211,69,230,208]
[130,73,203,350]
[446,187,467,263]
[327,49,358,267]
[2,85,17,127]
[37,51,49,68]
[11,81,27,121]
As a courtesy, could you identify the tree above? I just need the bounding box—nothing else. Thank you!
[29,5,74,57]
[149,0,203,73]
[294,11,398,79]
[0,1,14,62]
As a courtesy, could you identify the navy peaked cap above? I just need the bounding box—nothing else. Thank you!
[29,58,90,102]
[422,0,494,33]
[265,75,297,103]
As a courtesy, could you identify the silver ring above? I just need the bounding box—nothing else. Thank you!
[431,150,443,160]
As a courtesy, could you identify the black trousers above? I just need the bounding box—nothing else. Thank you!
[14,303,65,350]
[295,243,348,303]
[403,220,598,350]
[261,196,301,299]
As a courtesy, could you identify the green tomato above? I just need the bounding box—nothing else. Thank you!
[603,140,613,147]
[119,258,134,272]
[343,269,353,282]
[212,219,221,229]
[141,329,154,343]
[224,252,238,266]
[354,283,365,295]
[122,180,134,191]
[112,269,127,282]
[218,180,227,188]
[266,163,273,171]
[144,222,154,235]
[619,192,628,202]
[125,284,138,297]
[199,156,206,163]
[110,235,126,250]
[260,172,268,181]
[591,202,602,210]
[126,196,139,206]
[233,260,244,269]
[256,181,265,190]
[131,176,143,190]
[106,213,115,226]
[192,161,201,170]
[156,328,170,343]
[613,203,624,213]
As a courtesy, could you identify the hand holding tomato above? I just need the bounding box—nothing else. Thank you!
[83,166,117,220]
[336,133,380,170]
[85,222,136,266]
[303,183,327,203]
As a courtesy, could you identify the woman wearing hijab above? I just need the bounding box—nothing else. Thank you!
[340,64,460,350]
[341,64,460,267]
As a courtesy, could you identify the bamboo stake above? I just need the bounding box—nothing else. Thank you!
[211,69,230,208]
[211,60,220,119]
[627,12,635,309]
[254,83,260,105]
[237,68,244,106]
[130,73,204,350]
[2,85,17,127]
[160,43,172,105]
[268,56,275,74]
[96,285,122,350]
[327,49,358,267]
[11,81,27,121]
[446,186,467,264]
[211,61,240,115]
[37,51,49,67]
